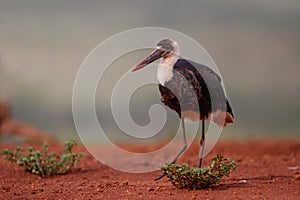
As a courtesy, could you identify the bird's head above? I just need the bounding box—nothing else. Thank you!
[132,39,179,72]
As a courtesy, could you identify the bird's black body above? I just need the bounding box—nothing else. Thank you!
[159,59,234,121]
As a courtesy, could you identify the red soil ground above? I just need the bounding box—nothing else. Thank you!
[0,101,299,199]
[0,139,299,200]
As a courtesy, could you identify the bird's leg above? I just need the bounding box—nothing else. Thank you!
[198,119,205,168]
[155,117,187,181]
[170,117,187,164]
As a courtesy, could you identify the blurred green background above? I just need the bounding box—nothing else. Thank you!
[1,0,300,141]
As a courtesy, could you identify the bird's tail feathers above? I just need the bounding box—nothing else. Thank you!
[208,109,234,127]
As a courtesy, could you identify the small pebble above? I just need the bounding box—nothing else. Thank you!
[288,166,299,170]
[147,187,155,192]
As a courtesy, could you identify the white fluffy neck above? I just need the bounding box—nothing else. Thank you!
[157,54,178,85]
[156,40,180,85]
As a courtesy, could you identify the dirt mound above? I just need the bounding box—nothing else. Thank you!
[0,99,55,143]
[0,99,10,126]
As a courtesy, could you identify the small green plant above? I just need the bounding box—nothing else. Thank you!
[1,140,84,177]
[161,154,237,189]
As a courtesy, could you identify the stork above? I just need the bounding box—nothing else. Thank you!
[132,39,234,180]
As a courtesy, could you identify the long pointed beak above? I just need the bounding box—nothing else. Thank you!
[132,48,163,72]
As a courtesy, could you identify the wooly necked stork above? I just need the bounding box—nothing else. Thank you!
[132,39,234,180]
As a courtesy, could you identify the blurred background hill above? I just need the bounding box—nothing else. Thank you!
[1,0,300,141]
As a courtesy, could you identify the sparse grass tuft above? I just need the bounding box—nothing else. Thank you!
[1,140,84,177]
[161,154,237,189]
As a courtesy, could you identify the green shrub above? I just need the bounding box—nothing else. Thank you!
[161,154,237,189]
[1,140,84,177]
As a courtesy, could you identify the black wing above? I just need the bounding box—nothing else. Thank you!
[181,59,224,105]
[159,59,233,118]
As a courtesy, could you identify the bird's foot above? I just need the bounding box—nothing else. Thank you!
[154,160,177,181]
[154,172,167,181]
